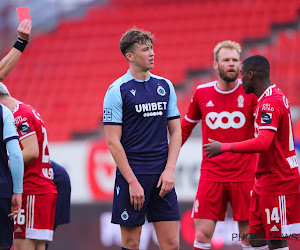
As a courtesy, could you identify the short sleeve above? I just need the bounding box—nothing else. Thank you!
[2,105,19,143]
[166,79,180,120]
[103,84,123,125]
[185,89,202,123]
[15,111,36,141]
[258,96,283,131]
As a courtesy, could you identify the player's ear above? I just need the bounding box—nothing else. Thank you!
[249,70,254,79]
[125,52,134,62]
[213,60,218,70]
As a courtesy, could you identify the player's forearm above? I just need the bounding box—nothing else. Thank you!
[106,139,138,184]
[0,48,23,81]
[7,139,24,194]
[166,121,182,171]
[221,129,275,153]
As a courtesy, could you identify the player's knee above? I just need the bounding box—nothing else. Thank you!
[195,229,212,243]
[160,236,179,250]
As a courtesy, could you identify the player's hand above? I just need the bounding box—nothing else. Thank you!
[17,19,31,41]
[129,180,144,211]
[203,138,222,158]
[9,193,22,217]
[157,168,175,197]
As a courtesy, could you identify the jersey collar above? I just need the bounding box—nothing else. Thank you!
[258,84,276,102]
[124,69,151,83]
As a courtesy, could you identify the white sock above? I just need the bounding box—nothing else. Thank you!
[193,240,211,249]
[251,245,269,250]
[273,247,289,250]
[241,242,253,249]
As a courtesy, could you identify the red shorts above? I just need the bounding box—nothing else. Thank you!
[192,180,253,221]
[14,193,57,241]
[249,191,300,238]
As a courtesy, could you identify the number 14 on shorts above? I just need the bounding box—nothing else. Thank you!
[265,207,280,224]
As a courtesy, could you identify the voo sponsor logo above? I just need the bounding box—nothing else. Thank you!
[206,111,246,129]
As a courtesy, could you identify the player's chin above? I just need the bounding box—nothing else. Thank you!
[148,63,154,70]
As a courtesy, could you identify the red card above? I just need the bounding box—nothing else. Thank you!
[16,7,31,23]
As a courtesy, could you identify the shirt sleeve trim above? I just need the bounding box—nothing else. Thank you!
[259,126,277,131]
[167,115,180,121]
[4,136,19,143]
[184,115,200,123]
[103,122,122,125]
[19,131,36,141]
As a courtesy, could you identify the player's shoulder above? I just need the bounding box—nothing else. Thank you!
[260,85,284,102]
[259,85,288,108]
[193,81,217,96]
[13,103,31,116]
[106,71,136,95]
[150,72,172,86]
[0,104,14,121]
[196,80,216,90]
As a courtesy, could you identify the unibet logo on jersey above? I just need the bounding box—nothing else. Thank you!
[205,111,246,129]
[135,102,167,118]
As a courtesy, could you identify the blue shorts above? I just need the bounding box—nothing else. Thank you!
[111,174,180,227]
[0,198,14,248]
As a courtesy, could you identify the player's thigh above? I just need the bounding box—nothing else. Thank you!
[14,194,57,241]
[35,240,46,250]
[229,181,253,221]
[153,221,179,250]
[146,177,180,223]
[13,238,37,250]
[192,180,228,221]
[249,191,265,236]
[120,225,142,249]
[111,174,154,227]
[0,198,14,249]
[194,218,217,241]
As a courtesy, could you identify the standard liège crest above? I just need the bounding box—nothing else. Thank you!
[157,85,166,96]
[237,95,244,108]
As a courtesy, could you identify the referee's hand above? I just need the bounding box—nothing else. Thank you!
[17,19,31,41]
[129,181,144,211]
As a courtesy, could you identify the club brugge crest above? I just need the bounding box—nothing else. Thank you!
[121,210,129,220]
[157,85,166,96]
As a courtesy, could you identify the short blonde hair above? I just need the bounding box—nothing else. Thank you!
[213,40,242,62]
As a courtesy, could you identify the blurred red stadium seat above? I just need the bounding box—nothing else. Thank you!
[3,0,300,141]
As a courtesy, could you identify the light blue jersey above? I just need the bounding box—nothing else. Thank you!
[0,104,23,198]
[103,70,180,175]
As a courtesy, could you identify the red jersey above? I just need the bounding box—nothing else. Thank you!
[253,85,299,195]
[182,80,258,182]
[13,103,57,195]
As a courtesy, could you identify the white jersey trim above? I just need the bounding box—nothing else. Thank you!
[185,115,200,123]
[19,131,36,141]
[214,79,241,94]
[259,126,277,131]
[26,195,35,230]
[258,84,277,102]
[279,195,287,230]
[26,228,54,241]
[197,81,216,89]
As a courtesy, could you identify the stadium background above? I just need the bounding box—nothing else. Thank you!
[1,0,300,249]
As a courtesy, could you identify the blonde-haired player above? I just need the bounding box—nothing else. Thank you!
[182,40,257,250]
